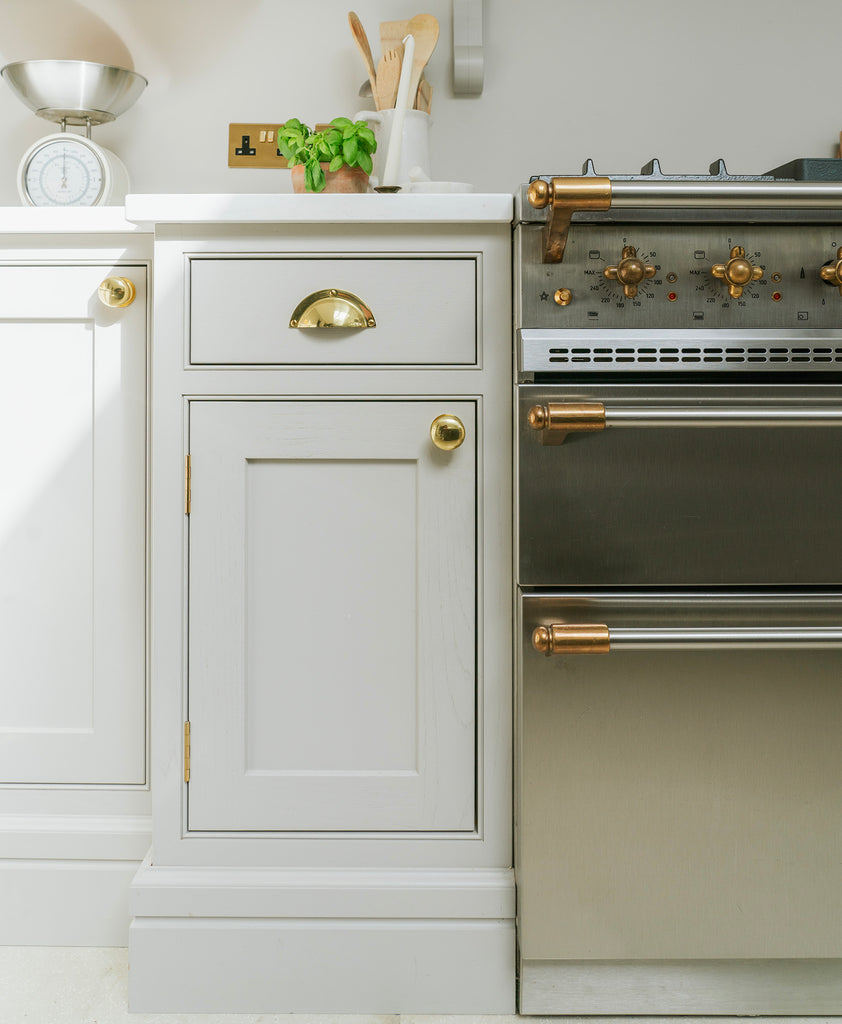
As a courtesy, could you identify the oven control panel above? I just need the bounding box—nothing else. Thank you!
[517,222,842,331]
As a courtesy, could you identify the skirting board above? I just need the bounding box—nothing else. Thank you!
[0,815,151,946]
[520,958,842,1015]
[0,860,142,946]
[130,917,515,1013]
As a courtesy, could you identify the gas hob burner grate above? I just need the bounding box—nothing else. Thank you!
[528,157,842,185]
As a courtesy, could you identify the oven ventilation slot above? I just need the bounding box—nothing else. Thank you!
[547,345,842,365]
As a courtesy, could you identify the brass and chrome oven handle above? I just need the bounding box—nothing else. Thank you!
[529,176,842,262]
[528,402,842,443]
[533,624,842,654]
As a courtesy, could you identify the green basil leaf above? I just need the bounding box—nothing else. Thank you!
[343,138,359,165]
[311,161,326,192]
[328,154,344,173]
[357,150,373,175]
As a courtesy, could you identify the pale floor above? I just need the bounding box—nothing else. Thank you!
[1,948,840,1024]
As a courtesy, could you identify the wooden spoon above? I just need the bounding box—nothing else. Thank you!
[404,15,439,112]
[348,12,379,108]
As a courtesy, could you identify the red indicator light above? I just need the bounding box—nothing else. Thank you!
[772,292,782,301]
[667,291,677,301]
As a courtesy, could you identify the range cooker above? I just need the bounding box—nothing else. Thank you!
[514,160,842,1015]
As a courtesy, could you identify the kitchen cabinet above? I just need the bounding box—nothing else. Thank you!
[0,214,152,945]
[0,265,146,785]
[187,398,476,833]
[125,194,514,1013]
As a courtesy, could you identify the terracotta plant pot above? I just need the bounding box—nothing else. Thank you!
[290,163,370,194]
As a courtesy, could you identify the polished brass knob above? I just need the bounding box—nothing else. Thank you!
[603,246,655,298]
[710,245,763,298]
[527,178,552,209]
[820,254,842,294]
[430,414,466,451]
[98,277,136,308]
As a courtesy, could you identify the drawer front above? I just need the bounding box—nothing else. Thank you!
[189,256,478,365]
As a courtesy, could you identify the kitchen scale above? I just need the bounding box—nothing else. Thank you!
[1,59,147,207]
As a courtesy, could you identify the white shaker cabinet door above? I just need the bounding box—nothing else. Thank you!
[187,399,476,832]
[0,265,147,785]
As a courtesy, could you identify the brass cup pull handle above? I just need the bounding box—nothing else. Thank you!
[430,414,466,451]
[289,288,376,329]
[98,276,136,308]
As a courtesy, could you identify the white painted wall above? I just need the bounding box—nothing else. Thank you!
[0,0,838,201]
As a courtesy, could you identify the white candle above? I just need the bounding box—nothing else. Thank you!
[381,33,415,187]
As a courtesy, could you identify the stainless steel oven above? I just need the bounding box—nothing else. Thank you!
[515,161,842,1015]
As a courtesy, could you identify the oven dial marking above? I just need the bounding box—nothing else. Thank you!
[603,245,656,298]
[711,245,764,298]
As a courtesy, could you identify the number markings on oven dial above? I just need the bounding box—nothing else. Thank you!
[689,243,768,313]
[585,242,661,309]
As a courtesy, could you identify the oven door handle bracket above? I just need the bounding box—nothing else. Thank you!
[527,176,612,263]
[527,402,606,444]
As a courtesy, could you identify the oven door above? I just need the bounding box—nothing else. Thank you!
[517,591,842,1015]
[518,383,842,586]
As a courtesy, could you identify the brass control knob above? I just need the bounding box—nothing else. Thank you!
[98,277,136,308]
[820,254,842,294]
[710,246,763,298]
[430,414,466,451]
[603,246,655,298]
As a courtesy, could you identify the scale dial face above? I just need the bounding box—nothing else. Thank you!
[18,133,109,206]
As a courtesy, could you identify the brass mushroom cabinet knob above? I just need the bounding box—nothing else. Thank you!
[98,277,136,308]
[603,245,656,298]
[820,254,842,294]
[430,414,466,451]
[710,245,763,298]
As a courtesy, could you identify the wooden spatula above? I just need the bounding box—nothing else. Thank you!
[404,15,439,113]
[380,18,410,58]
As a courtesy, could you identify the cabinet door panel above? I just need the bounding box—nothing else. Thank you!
[187,400,476,832]
[0,266,147,785]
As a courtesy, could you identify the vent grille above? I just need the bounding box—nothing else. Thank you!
[547,345,842,366]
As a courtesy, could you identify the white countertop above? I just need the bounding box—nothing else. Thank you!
[0,206,143,233]
[124,192,514,226]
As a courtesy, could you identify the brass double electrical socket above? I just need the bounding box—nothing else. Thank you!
[228,123,289,168]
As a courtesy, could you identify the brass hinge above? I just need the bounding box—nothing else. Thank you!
[183,721,191,782]
[184,455,191,515]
